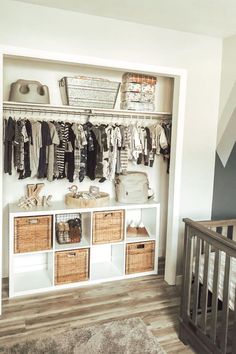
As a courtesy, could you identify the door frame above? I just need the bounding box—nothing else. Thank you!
[0,45,187,313]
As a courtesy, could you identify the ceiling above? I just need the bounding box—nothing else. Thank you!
[13,0,236,38]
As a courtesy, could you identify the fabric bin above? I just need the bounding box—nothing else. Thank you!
[125,241,155,274]
[92,210,124,244]
[55,249,89,285]
[121,83,156,94]
[121,91,155,103]
[14,215,52,253]
[122,72,157,85]
[121,83,142,93]
[59,76,120,109]
[120,101,155,111]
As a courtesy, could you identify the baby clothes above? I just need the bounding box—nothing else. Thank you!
[109,126,122,180]
[4,117,15,175]
[65,123,76,183]
[38,121,52,178]
[47,122,60,182]
[72,123,87,181]
[30,121,42,177]
[4,117,171,181]
[56,122,69,179]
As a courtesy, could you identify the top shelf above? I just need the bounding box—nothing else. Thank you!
[9,199,160,216]
[3,101,172,119]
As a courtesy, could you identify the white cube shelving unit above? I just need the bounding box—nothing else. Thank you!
[9,200,160,298]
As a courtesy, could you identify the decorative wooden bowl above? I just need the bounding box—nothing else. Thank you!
[65,192,110,208]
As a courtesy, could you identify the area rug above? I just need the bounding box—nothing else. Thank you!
[0,317,166,354]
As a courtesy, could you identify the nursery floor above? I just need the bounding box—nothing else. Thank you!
[0,259,194,353]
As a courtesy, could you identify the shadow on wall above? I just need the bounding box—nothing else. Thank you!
[212,145,236,220]
[212,82,236,219]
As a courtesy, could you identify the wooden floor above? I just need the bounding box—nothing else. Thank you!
[0,261,194,353]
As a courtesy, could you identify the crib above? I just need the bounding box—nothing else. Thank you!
[179,218,236,354]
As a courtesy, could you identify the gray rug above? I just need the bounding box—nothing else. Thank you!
[0,317,166,354]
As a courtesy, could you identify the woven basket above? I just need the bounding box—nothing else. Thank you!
[92,210,124,244]
[125,241,155,274]
[14,215,52,253]
[65,192,110,208]
[55,249,89,285]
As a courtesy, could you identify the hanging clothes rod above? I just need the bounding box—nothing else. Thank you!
[2,101,172,120]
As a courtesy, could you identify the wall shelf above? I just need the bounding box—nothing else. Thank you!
[14,269,53,294]
[90,262,123,281]
[3,101,172,120]
[54,239,90,251]
[126,236,156,243]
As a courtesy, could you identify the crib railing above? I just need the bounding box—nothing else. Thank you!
[179,218,236,354]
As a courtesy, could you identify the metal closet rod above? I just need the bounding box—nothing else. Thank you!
[2,104,172,120]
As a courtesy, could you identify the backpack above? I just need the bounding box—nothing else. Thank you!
[115,172,153,204]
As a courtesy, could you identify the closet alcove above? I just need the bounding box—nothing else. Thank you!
[0,51,185,304]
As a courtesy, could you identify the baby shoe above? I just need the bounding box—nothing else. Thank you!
[63,222,70,243]
[57,222,65,244]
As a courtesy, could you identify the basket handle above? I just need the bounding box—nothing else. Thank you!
[67,252,76,257]
[137,244,145,249]
[29,219,38,224]
[104,213,113,217]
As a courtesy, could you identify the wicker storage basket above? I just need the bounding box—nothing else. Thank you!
[65,192,110,208]
[92,210,124,244]
[55,249,89,285]
[125,241,155,274]
[14,215,52,253]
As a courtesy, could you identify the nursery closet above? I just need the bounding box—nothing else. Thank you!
[0,50,186,313]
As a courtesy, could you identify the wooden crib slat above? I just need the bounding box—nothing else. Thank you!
[181,226,193,321]
[192,237,201,324]
[182,219,236,354]
[210,249,221,343]
[232,224,236,242]
[220,254,231,354]
[201,242,210,333]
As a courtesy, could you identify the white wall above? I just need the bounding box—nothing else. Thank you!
[217,35,236,145]
[0,0,222,276]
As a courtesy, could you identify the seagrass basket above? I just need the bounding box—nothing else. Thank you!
[125,241,155,274]
[14,215,52,253]
[92,210,124,244]
[55,248,89,285]
[65,192,110,208]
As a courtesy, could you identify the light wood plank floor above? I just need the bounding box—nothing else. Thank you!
[0,262,194,353]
